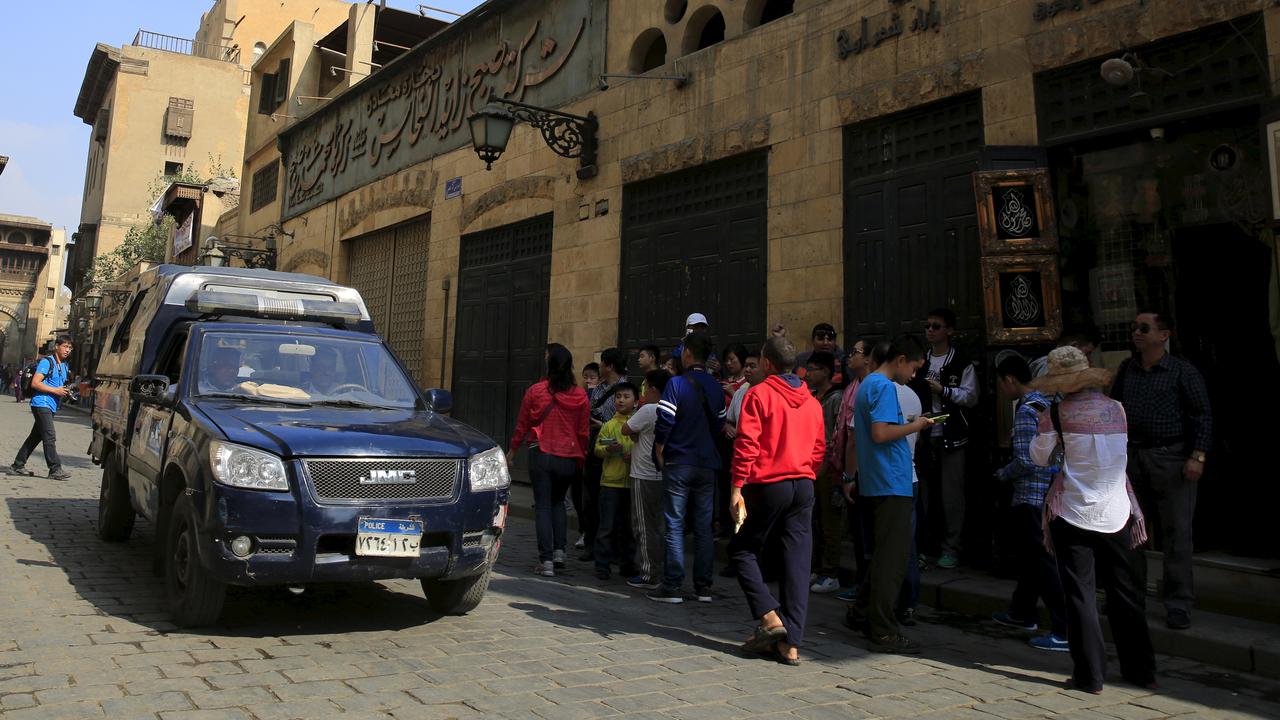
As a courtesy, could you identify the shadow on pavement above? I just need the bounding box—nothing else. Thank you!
[5,497,449,638]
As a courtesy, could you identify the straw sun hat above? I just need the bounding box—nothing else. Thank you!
[1029,346,1113,395]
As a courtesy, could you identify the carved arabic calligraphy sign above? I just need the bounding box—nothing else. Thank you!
[836,0,941,60]
[280,0,601,219]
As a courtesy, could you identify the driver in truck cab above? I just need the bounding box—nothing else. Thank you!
[305,347,343,396]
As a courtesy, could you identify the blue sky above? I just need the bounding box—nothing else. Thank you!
[0,0,483,236]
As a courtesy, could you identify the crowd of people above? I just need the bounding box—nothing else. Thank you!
[507,308,1213,691]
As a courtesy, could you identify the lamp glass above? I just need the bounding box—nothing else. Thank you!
[469,104,514,158]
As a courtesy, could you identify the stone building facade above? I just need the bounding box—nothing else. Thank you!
[267,0,1280,551]
[0,215,69,365]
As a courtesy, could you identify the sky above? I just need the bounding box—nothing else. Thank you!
[0,0,484,238]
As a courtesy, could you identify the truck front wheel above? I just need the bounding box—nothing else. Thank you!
[96,459,135,542]
[165,493,227,627]
[421,567,490,615]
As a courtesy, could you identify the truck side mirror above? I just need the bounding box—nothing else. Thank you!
[425,388,452,415]
[130,375,172,406]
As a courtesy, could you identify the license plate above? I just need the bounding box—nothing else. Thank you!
[355,517,423,558]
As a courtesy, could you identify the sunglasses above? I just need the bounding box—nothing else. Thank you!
[850,347,868,356]
[814,332,836,340]
[924,322,946,331]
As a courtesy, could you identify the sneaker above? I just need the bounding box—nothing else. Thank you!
[648,589,684,604]
[835,587,858,603]
[627,575,660,590]
[897,608,917,627]
[8,464,33,476]
[992,612,1039,632]
[694,586,713,603]
[574,534,585,549]
[534,561,555,577]
[937,554,958,569]
[1166,609,1191,630]
[49,470,72,482]
[842,608,869,635]
[810,575,840,594]
[552,549,566,569]
[1030,634,1069,652]
[595,568,611,581]
[869,633,921,655]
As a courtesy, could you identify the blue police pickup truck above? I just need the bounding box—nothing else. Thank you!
[90,266,510,626]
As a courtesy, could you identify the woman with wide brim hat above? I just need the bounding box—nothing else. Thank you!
[1029,346,1156,694]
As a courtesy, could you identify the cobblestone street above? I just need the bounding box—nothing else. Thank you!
[0,400,1275,719]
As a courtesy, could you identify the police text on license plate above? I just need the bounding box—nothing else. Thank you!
[356,517,423,557]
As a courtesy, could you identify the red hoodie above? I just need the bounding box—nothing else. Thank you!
[509,380,590,463]
[731,374,826,488]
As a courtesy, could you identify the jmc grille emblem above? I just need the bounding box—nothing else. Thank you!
[359,469,418,485]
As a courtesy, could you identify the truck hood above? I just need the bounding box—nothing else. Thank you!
[196,401,496,459]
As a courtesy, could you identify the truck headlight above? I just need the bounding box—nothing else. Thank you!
[210,441,289,491]
[468,447,510,492]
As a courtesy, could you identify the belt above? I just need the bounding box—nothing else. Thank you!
[1128,439,1184,450]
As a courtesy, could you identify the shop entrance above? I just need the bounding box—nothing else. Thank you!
[452,214,553,452]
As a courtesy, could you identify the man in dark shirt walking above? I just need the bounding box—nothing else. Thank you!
[651,331,726,604]
[1111,310,1212,630]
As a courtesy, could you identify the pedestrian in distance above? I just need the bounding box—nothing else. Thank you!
[991,353,1069,652]
[730,335,825,666]
[509,344,591,577]
[1030,346,1156,694]
[793,322,847,386]
[581,348,627,561]
[1111,310,1211,631]
[845,337,934,654]
[11,336,74,481]
[650,330,726,604]
[622,370,670,590]
[593,382,639,581]
[804,350,845,594]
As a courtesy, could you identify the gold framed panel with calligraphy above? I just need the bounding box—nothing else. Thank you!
[981,254,1063,345]
[973,169,1058,255]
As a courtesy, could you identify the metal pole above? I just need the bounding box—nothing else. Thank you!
[439,276,450,388]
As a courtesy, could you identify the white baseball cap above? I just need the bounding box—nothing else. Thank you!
[685,312,709,327]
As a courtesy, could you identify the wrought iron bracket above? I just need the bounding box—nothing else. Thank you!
[488,93,599,180]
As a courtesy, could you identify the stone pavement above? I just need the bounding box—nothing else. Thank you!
[0,400,1277,719]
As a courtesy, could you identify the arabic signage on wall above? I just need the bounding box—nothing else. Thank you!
[836,0,942,60]
[280,0,604,219]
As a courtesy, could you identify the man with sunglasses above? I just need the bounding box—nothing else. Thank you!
[793,323,847,387]
[1111,310,1212,631]
[911,308,978,570]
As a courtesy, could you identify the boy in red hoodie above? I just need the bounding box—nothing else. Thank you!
[729,336,826,666]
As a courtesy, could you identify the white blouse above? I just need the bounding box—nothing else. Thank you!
[1031,429,1131,534]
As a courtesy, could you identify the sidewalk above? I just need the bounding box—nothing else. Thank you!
[504,481,1280,680]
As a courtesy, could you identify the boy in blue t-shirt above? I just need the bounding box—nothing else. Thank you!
[11,336,74,480]
[847,336,931,654]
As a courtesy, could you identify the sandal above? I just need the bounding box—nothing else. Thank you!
[741,624,788,654]
[774,648,800,666]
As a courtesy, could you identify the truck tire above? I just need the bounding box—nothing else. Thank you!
[165,493,227,627]
[421,567,490,615]
[96,460,135,542]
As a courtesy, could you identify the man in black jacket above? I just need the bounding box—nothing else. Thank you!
[911,308,978,569]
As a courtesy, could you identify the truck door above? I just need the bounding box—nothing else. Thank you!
[128,333,187,518]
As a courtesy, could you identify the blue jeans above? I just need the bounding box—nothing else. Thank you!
[662,464,716,592]
[528,449,575,562]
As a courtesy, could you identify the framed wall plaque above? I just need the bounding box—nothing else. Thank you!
[973,169,1058,255]
[981,254,1062,344]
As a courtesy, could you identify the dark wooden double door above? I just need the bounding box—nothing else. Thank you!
[452,215,553,451]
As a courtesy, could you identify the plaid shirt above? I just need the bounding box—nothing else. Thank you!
[1001,390,1056,507]
[1112,353,1212,452]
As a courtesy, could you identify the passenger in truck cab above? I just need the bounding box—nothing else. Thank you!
[202,347,244,393]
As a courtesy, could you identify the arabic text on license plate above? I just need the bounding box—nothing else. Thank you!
[355,517,423,558]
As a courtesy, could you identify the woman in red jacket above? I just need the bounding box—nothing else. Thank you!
[510,344,590,577]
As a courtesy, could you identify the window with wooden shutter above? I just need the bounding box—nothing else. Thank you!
[273,59,290,106]
[165,97,194,139]
[257,73,278,115]
[250,161,279,213]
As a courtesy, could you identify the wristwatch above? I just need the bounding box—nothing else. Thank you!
[1190,451,1207,463]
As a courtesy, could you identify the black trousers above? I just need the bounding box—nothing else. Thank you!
[729,478,814,648]
[852,495,913,640]
[594,486,635,575]
[1128,444,1196,614]
[1050,518,1156,691]
[1008,503,1068,637]
[15,407,61,474]
[528,448,575,563]
[580,455,603,549]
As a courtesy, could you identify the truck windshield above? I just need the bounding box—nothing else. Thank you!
[194,333,420,410]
